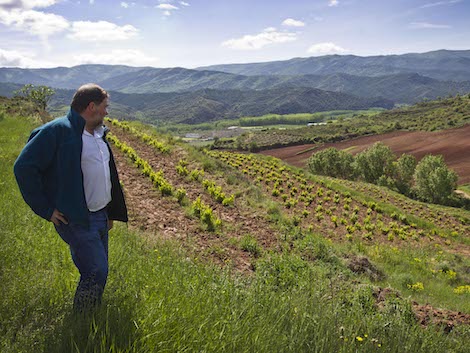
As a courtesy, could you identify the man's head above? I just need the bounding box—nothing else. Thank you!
[71,83,109,132]
[71,83,108,113]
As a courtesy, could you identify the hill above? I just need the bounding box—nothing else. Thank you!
[215,94,470,150]
[6,84,391,124]
[2,49,470,105]
[0,64,145,89]
[1,98,470,352]
[261,124,470,185]
[198,49,470,81]
[99,68,470,105]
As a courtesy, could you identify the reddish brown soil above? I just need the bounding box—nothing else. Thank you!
[260,125,470,184]
[412,302,470,329]
[374,288,470,329]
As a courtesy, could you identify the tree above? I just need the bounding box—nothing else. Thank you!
[14,84,55,110]
[393,153,417,195]
[413,155,458,204]
[307,147,355,179]
[354,142,395,184]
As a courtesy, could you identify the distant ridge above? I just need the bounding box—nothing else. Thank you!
[2,49,470,122]
[197,49,470,81]
[2,63,470,105]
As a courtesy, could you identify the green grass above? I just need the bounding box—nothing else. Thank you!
[458,184,470,195]
[1,112,470,353]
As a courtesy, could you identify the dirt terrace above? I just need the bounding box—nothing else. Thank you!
[260,124,470,185]
[110,126,282,273]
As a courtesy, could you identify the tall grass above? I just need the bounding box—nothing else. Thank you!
[1,114,469,353]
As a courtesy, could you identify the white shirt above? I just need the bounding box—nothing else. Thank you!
[81,126,112,212]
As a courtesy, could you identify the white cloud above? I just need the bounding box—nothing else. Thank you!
[157,3,178,10]
[307,42,346,55]
[89,0,94,4]
[328,0,339,7]
[72,49,158,66]
[179,1,189,6]
[222,28,297,50]
[157,3,178,16]
[409,21,451,29]
[282,18,305,27]
[68,20,138,41]
[120,1,128,8]
[0,48,36,67]
[0,8,69,38]
[0,0,58,10]
[420,0,461,8]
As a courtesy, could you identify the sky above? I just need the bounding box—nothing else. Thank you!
[0,0,469,69]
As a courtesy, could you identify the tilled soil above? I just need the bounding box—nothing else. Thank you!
[110,126,282,272]
[412,302,470,329]
[261,124,470,184]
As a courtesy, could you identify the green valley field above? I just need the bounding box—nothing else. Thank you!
[1,100,470,353]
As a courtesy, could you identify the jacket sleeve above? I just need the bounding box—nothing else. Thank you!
[14,127,56,221]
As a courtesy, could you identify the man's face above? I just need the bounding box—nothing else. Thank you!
[93,98,109,120]
[88,98,109,128]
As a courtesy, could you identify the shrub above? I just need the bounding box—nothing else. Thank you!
[413,155,458,204]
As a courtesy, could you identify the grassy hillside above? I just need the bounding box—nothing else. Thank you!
[217,94,470,151]
[1,101,470,352]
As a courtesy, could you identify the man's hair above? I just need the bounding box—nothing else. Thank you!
[71,83,109,113]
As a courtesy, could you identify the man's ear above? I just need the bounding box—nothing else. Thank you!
[86,101,95,113]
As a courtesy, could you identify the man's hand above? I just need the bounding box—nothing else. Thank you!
[50,209,68,226]
[108,219,114,231]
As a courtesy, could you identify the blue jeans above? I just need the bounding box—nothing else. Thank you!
[55,209,109,311]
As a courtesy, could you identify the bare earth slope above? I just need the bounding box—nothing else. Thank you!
[261,124,470,184]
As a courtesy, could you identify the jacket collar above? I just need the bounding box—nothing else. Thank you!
[67,108,86,135]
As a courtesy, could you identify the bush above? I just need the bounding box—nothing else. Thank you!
[354,142,395,184]
[413,155,458,204]
[307,147,355,179]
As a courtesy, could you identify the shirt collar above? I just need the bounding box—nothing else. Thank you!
[83,125,105,138]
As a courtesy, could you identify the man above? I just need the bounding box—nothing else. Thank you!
[14,83,128,311]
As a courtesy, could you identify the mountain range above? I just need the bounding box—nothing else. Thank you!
[1,49,470,123]
[198,49,470,81]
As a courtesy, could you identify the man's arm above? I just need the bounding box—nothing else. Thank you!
[14,128,57,222]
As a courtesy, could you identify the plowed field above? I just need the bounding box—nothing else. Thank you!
[260,124,470,184]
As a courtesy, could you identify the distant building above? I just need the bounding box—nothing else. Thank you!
[307,122,327,127]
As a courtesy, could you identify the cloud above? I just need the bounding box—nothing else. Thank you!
[120,1,128,8]
[409,21,451,29]
[328,0,339,7]
[282,18,305,27]
[420,0,461,8]
[179,1,189,6]
[72,49,158,66]
[157,3,178,10]
[0,48,36,67]
[222,28,297,50]
[68,20,138,41]
[0,8,69,38]
[157,3,178,16]
[89,0,94,4]
[307,42,346,55]
[0,0,58,10]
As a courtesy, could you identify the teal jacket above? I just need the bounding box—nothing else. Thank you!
[14,108,128,226]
